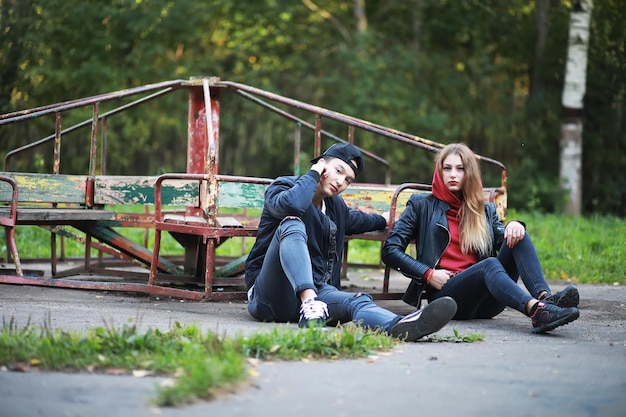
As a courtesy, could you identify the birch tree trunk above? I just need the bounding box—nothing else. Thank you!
[528,0,550,119]
[560,0,593,216]
[354,0,367,35]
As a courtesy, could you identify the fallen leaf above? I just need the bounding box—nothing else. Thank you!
[104,368,127,376]
[12,362,30,372]
[133,369,154,378]
[160,378,176,388]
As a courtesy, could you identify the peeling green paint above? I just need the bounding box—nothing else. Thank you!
[217,182,267,209]
[94,176,199,206]
[0,173,87,204]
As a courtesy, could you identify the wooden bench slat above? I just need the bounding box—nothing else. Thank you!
[161,215,244,228]
[343,185,428,213]
[216,216,243,227]
[0,208,116,223]
[94,175,200,206]
[217,181,267,209]
[0,172,88,204]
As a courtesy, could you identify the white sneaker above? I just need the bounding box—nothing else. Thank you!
[298,297,329,328]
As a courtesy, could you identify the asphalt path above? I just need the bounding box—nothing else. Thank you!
[0,270,624,417]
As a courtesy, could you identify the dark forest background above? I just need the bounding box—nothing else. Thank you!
[1,0,624,215]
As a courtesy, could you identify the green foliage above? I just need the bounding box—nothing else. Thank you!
[347,212,625,285]
[1,0,624,214]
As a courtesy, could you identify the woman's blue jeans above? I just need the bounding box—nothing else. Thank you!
[429,234,550,319]
[247,218,400,332]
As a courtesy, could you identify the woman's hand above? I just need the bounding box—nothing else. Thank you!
[504,220,525,248]
[429,269,455,290]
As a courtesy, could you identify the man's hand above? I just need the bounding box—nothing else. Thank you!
[311,158,326,176]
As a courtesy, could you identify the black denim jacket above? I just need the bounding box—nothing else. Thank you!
[245,170,387,290]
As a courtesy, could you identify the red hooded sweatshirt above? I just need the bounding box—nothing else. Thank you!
[431,168,478,274]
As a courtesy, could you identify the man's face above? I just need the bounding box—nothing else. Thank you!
[319,158,356,197]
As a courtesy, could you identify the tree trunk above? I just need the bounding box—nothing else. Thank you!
[527,0,550,119]
[560,0,593,216]
[354,0,367,35]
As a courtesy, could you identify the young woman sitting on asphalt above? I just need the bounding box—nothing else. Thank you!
[382,142,579,334]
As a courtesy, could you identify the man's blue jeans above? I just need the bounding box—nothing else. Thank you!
[429,234,550,319]
[247,218,400,331]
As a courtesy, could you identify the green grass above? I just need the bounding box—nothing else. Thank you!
[345,211,625,286]
[2,211,623,285]
[509,211,625,285]
[0,318,481,406]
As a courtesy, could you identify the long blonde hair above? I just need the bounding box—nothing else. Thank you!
[435,143,492,257]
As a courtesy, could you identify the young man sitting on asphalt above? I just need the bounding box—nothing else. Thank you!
[244,143,457,341]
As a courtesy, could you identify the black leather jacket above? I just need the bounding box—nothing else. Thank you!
[381,193,506,307]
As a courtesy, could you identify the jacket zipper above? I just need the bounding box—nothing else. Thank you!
[434,222,451,268]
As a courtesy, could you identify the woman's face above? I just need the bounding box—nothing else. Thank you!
[441,153,465,195]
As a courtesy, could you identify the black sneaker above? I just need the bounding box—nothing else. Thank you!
[390,296,457,342]
[531,301,579,334]
[298,297,329,328]
[541,285,579,308]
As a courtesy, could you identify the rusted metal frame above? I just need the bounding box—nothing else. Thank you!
[233,89,390,180]
[37,219,179,281]
[382,183,432,294]
[153,173,210,222]
[181,80,222,297]
[294,122,301,176]
[218,81,442,152]
[41,225,139,265]
[89,103,100,182]
[186,86,208,220]
[51,111,64,271]
[314,115,322,158]
[221,81,507,187]
[348,125,355,144]
[0,175,22,276]
[0,274,206,301]
[4,87,179,170]
[226,81,436,152]
[151,174,271,298]
[203,237,215,297]
[0,80,185,126]
[82,222,181,271]
[101,117,108,176]
[76,103,100,277]
[54,111,62,174]
[51,231,58,276]
[149,226,163,286]
[98,117,109,265]
[150,173,210,287]
[153,174,270,227]
[203,79,219,227]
